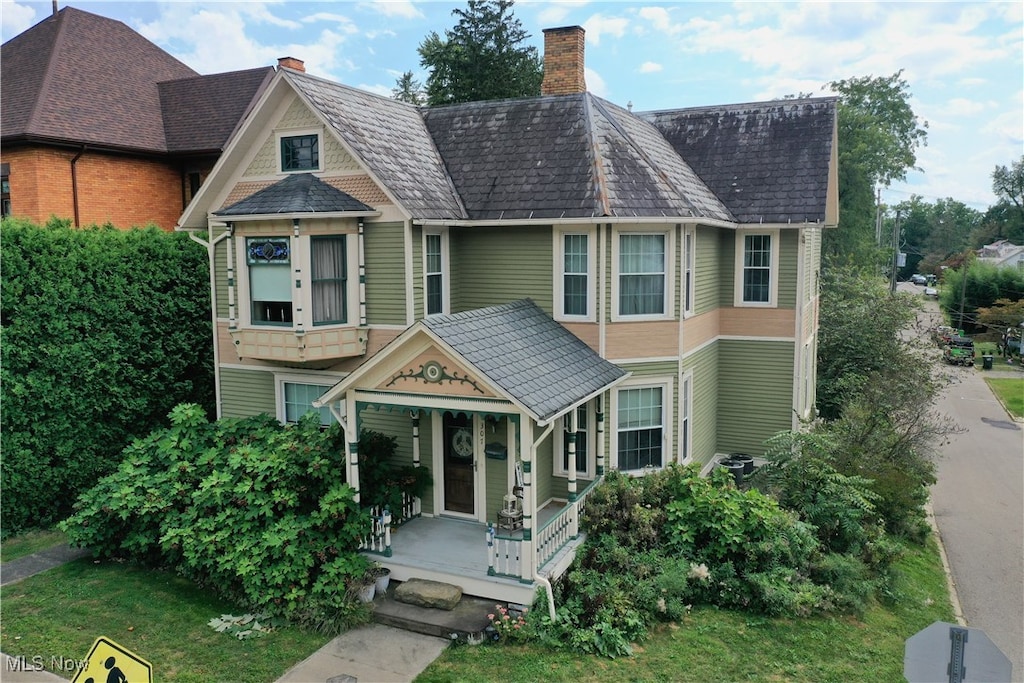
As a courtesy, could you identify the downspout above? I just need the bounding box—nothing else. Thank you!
[70,146,86,227]
[188,221,233,418]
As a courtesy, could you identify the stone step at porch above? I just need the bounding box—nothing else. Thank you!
[370,580,497,644]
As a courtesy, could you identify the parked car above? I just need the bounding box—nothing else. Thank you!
[924,286,938,298]
[910,274,927,285]
[943,336,975,366]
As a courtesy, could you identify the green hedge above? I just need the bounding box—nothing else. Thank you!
[1,218,214,536]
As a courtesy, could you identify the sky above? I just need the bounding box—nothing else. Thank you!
[3,0,1021,211]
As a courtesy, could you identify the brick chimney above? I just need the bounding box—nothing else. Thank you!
[542,26,586,96]
[277,57,305,73]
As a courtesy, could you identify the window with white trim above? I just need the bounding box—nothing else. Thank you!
[311,236,347,325]
[280,134,319,172]
[281,381,335,426]
[617,386,664,471]
[683,228,695,316]
[425,232,445,315]
[248,237,293,325]
[562,233,589,317]
[618,233,666,316]
[735,231,779,306]
[556,404,593,478]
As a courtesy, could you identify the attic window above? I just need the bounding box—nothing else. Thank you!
[281,134,319,172]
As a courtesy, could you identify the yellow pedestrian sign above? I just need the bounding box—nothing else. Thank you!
[71,637,152,683]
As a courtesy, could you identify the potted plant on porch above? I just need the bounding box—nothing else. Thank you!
[369,563,391,594]
[349,569,377,603]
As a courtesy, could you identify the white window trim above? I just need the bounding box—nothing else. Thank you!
[611,376,674,474]
[553,228,596,322]
[682,227,696,318]
[423,229,450,316]
[679,370,693,464]
[276,128,324,174]
[734,228,780,307]
[236,231,358,330]
[553,402,595,479]
[611,227,675,322]
[275,373,343,425]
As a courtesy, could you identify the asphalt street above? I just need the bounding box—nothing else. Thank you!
[903,282,1023,680]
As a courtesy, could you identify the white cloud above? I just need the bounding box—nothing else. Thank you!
[639,61,661,74]
[1,1,37,38]
[945,98,988,117]
[582,14,627,46]
[301,12,359,34]
[356,82,394,98]
[363,1,423,20]
[584,66,607,98]
[537,0,590,27]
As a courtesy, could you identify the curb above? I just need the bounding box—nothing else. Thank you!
[924,500,966,626]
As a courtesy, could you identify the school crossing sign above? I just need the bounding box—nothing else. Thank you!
[71,637,151,683]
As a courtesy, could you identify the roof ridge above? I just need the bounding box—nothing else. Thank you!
[581,94,612,218]
[590,95,700,218]
[638,96,838,117]
[24,10,66,138]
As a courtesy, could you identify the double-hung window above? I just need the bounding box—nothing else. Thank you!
[617,386,664,471]
[425,233,444,315]
[311,236,346,325]
[248,237,293,325]
[743,234,771,303]
[562,233,589,317]
[619,233,665,316]
[281,134,319,172]
[281,381,335,426]
[683,228,695,316]
[558,404,591,478]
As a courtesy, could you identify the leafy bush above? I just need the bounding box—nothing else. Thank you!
[1,218,214,536]
[61,404,372,632]
[358,429,432,516]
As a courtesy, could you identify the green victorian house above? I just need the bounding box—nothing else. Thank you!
[177,27,838,604]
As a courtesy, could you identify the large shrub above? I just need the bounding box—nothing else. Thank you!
[61,404,371,632]
[1,218,214,535]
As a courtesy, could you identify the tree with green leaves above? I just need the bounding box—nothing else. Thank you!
[391,70,425,105]
[825,71,929,265]
[974,157,1024,246]
[418,0,543,106]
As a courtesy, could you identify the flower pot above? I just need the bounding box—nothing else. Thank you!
[373,568,391,594]
[355,581,375,603]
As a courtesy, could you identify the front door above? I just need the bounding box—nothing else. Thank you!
[443,412,475,514]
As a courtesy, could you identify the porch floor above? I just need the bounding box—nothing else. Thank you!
[370,502,574,604]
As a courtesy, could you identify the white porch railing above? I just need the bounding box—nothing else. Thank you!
[359,492,421,556]
[487,477,602,580]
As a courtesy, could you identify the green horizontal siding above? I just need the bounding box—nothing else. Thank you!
[716,340,794,456]
[683,342,719,466]
[359,407,435,515]
[717,229,737,308]
[364,221,406,325]
[778,229,798,309]
[451,226,553,314]
[220,367,276,418]
[694,226,724,314]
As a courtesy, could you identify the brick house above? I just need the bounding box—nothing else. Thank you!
[177,25,838,605]
[0,6,273,230]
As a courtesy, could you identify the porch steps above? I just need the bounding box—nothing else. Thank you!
[371,580,497,644]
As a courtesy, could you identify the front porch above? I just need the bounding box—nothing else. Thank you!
[364,487,598,605]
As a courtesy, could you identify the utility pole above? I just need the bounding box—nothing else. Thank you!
[890,209,901,294]
[958,250,971,333]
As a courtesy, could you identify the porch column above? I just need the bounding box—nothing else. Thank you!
[518,415,536,583]
[567,406,579,539]
[410,410,421,467]
[346,394,360,503]
[596,394,606,475]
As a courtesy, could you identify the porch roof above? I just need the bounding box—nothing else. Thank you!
[315,299,629,424]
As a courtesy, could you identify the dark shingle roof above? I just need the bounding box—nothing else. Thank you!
[638,98,837,224]
[423,299,628,422]
[160,67,274,153]
[215,173,374,215]
[286,71,467,220]
[420,93,732,221]
[1,7,271,156]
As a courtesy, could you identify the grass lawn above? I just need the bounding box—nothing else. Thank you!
[0,558,332,682]
[985,377,1024,418]
[419,540,955,683]
[1,529,68,562]
[1,537,954,682]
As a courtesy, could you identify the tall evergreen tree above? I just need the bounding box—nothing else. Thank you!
[392,70,425,105]
[418,0,543,106]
